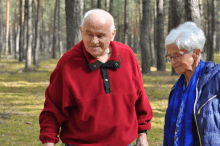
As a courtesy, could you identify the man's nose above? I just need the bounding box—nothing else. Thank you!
[91,36,99,43]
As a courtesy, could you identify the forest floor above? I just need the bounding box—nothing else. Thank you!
[0,53,220,146]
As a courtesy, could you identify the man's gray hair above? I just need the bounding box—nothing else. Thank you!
[81,9,115,32]
[165,21,205,52]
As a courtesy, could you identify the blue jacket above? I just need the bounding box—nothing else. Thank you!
[194,61,220,146]
[168,61,220,146]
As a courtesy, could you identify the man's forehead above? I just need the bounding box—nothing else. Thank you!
[83,18,111,29]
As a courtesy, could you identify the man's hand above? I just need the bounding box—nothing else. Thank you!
[43,143,54,146]
[136,133,149,146]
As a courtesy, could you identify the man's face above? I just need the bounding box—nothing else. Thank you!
[80,18,116,58]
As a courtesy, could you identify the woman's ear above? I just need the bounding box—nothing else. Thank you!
[193,48,201,61]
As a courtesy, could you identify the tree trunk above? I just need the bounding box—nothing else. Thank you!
[65,0,83,51]
[25,0,32,71]
[23,0,28,59]
[140,0,151,75]
[212,0,217,53]
[206,0,216,61]
[150,4,155,67]
[109,0,113,15]
[115,9,121,42]
[105,0,109,11]
[34,0,40,65]
[0,0,2,61]
[133,10,139,54]
[73,0,83,45]
[6,0,10,60]
[15,26,20,60]
[91,0,94,9]
[185,0,202,28]
[123,0,129,45]
[19,0,24,62]
[8,25,13,55]
[154,1,158,67]
[14,0,19,60]
[57,0,63,57]
[97,0,101,8]
[156,0,165,71]
[52,0,58,59]
[169,0,184,75]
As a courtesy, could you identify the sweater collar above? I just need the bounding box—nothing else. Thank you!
[82,41,121,71]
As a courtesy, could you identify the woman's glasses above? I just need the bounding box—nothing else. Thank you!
[165,50,193,62]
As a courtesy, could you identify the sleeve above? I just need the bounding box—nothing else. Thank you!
[134,57,153,133]
[39,68,70,144]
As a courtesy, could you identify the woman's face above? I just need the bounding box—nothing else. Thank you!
[166,44,194,74]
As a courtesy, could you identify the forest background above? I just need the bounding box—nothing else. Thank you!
[0,0,220,145]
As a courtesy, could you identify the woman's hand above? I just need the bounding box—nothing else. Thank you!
[43,142,54,146]
[136,133,149,146]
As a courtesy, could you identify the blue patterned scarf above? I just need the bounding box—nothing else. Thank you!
[163,60,206,146]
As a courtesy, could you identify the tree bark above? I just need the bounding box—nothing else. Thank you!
[97,0,102,8]
[140,0,151,75]
[91,0,94,9]
[185,0,202,28]
[109,0,113,15]
[105,0,109,11]
[14,0,19,60]
[6,0,10,60]
[23,0,28,59]
[154,1,157,67]
[212,0,217,53]
[19,0,24,62]
[206,0,216,61]
[0,0,2,61]
[8,23,12,55]
[123,0,129,45]
[169,0,184,75]
[33,0,40,65]
[57,0,63,57]
[156,0,165,71]
[65,0,83,51]
[52,0,58,59]
[25,0,32,71]
[149,4,155,67]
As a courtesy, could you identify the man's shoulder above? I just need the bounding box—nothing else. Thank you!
[56,41,84,69]
[112,41,131,49]
[112,41,134,54]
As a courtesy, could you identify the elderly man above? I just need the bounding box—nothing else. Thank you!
[39,9,153,146]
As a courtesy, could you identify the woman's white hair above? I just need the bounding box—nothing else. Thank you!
[165,21,205,52]
[81,9,115,32]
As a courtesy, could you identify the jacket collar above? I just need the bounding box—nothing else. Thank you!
[82,41,121,71]
[197,60,220,90]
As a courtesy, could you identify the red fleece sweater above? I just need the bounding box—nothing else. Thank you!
[39,41,153,146]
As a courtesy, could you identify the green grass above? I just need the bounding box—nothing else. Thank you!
[1,54,220,146]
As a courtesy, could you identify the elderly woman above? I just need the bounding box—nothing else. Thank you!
[163,21,220,146]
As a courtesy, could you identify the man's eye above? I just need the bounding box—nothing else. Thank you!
[97,35,103,38]
[88,34,92,37]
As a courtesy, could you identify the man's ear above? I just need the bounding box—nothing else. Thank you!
[80,26,83,34]
[193,48,201,61]
[111,29,116,41]
[80,26,83,39]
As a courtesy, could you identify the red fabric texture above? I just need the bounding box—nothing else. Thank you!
[39,41,153,146]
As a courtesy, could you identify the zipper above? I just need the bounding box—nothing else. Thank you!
[197,95,217,114]
[193,80,202,146]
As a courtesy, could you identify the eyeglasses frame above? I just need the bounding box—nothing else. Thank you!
[165,50,194,62]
